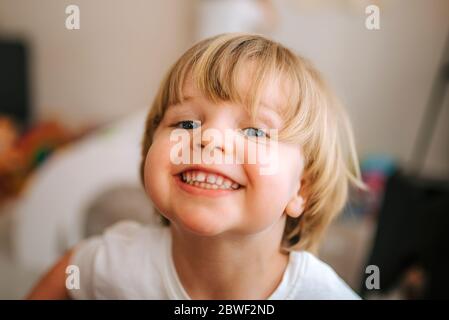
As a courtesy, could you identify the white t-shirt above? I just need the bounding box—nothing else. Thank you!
[68,220,360,300]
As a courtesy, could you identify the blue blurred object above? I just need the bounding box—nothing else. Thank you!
[341,154,398,220]
[361,154,397,177]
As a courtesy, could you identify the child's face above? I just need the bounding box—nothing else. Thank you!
[144,74,306,237]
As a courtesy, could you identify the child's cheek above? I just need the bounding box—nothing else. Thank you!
[143,134,176,208]
[247,143,303,206]
[253,141,300,179]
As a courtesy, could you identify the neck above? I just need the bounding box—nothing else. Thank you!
[170,217,289,300]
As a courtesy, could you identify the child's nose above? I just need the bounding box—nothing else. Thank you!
[198,141,224,153]
[195,131,226,154]
[191,124,234,156]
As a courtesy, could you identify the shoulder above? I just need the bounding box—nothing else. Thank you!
[100,220,167,254]
[95,220,168,271]
[69,220,169,299]
[288,251,361,300]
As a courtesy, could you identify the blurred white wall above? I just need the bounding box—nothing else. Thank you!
[0,0,195,128]
[270,0,449,177]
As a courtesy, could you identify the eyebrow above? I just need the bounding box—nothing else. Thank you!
[179,95,197,104]
[255,106,282,128]
[168,95,282,127]
[165,95,198,110]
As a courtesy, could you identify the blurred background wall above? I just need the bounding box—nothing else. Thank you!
[272,0,449,178]
[0,0,195,128]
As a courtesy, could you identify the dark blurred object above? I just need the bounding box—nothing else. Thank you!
[0,40,30,128]
[361,171,449,299]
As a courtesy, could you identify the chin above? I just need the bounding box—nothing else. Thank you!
[172,209,232,237]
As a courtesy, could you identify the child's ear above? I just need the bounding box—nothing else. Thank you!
[285,179,307,218]
[285,195,305,218]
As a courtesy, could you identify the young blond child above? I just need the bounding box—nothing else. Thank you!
[28,33,367,300]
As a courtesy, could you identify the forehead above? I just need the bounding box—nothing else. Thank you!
[180,69,290,115]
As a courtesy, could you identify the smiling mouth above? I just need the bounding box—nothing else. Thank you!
[178,170,241,190]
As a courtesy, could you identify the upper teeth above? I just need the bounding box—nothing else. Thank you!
[181,170,240,190]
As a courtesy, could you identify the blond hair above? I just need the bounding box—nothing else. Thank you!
[140,33,367,252]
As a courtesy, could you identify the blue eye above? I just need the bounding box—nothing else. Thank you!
[241,127,267,138]
[175,120,200,130]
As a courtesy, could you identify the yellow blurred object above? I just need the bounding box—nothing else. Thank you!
[0,117,18,153]
[0,116,77,204]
